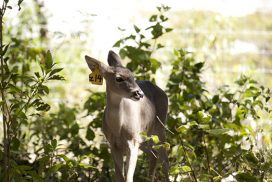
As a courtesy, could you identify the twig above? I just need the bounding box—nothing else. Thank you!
[1,1,8,181]
[156,115,174,135]
[180,138,198,182]
[203,136,214,182]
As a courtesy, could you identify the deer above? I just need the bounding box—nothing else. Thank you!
[84,50,169,182]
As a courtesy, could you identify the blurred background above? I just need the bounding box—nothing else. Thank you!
[1,0,272,181]
[4,0,272,98]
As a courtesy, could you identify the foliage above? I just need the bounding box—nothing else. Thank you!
[114,4,172,81]
[166,49,271,181]
[0,1,77,181]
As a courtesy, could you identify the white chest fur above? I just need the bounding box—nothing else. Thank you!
[104,94,155,142]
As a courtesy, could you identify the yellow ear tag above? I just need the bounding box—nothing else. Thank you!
[89,65,103,85]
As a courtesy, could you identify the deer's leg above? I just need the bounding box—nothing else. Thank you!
[111,146,125,182]
[140,141,157,182]
[156,128,170,182]
[158,146,170,182]
[148,149,157,182]
[125,140,139,182]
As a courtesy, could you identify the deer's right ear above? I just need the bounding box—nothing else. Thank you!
[85,55,109,74]
[108,50,123,67]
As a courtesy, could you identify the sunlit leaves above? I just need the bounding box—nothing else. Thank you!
[166,48,272,181]
[113,5,172,81]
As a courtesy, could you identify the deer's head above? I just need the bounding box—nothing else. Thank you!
[85,51,144,101]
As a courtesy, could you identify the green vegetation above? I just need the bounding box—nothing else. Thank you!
[1,1,271,182]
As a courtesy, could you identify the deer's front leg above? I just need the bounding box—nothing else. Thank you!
[111,146,125,182]
[126,140,139,182]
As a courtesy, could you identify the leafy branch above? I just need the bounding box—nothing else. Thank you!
[113,5,172,81]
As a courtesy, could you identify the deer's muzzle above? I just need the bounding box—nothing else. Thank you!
[131,90,144,101]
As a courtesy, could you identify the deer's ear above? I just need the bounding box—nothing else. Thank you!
[85,55,108,74]
[107,50,123,67]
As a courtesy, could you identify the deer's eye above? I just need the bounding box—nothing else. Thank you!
[116,76,125,82]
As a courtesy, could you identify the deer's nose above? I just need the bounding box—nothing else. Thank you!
[131,90,144,100]
[135,90,144,98]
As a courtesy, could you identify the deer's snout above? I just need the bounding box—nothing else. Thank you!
[131,90,144,101]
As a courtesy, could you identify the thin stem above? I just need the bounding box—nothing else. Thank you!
[151,39,157,54]
[1,1,8,181]
[180,138,198,182]
[203,136,214,182]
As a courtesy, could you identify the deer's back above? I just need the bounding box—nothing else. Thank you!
[137,80,168,124]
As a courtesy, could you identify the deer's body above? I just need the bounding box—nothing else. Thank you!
[85,51,169,182]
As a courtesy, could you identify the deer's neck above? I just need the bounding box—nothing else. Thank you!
[106,88,123,109]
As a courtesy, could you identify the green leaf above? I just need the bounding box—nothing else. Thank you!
[49,68,63,77]
[51,139,57,149]
[149,23,163,39]
[18,0,23,10]
[189,121,198,126]
[36,103,50,111]
[34,72,40,78]
[79,163,96,169]
[244,87,258,98]
[1,44,10,56]
[176,125,188,134]
[206,128,230,135]
[235,172,258,182]
[48,163,63,173]
[194,62,204,70]
[157,43,164,49]
[48,75,64,80]
[245,151,259,164]
[71,123,79,136]
[253,100,263,109]
[113,39,124,47]
[197,111,212,123]
[236,106,246,120]
[150,58,161,73]
[45,50,53,70]
[44,143,53,153]
[213,176,222,181]
[86,127,95,140]
[212,95,219,103]
[162,142,170,150]
[181,165,191,173]
[149,15,157,22]
[165,28,173,32]
[38,156,50,164]
[58,154,69,162]
[39,85,49,95]
[17,165,33,171]
[134,25,140,33]
[159,15,168,22]
[151,135,160,144]
[11,137,20,150]
[28,170,40,181]
[170,164,181,175]
[235,75,248,86]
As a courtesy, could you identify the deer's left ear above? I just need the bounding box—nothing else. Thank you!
[107,50,123,67]
[85,55,109,75]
